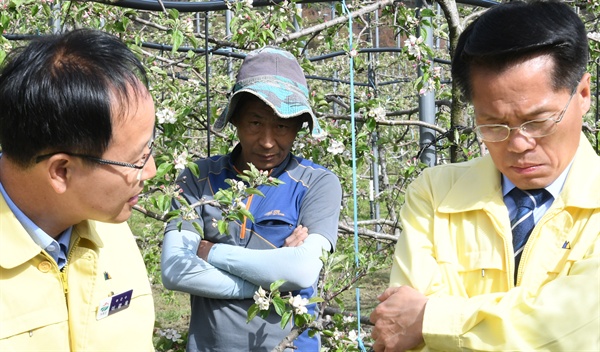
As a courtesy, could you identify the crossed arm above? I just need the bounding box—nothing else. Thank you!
[161,226,331,299]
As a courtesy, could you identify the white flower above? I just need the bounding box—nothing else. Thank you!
[234,197,245,209]
[589,32,600,42]
[243,0,253,8]
[289,295,309,315]
[349,49,358,57]
[174,150,188,170]
[157,108,176,124]
[332,328,342,340]
[327,139,345,155]
[257,297,270,310]
[347,329,358,342]
[253,287,270,310]
[370,106,386,121]
[184,19,194,34]
[159,328,181,341]
[405,35,424,58]
[343,315,356,324]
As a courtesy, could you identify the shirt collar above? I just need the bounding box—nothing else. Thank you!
[0,178,72,254]
[501,159,573,199]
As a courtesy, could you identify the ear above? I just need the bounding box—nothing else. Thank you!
[576,72,592,115]
[46,154,72,194]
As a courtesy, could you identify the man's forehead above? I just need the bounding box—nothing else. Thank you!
[248,111,300,123]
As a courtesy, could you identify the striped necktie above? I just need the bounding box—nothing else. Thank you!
[509,188,551,281]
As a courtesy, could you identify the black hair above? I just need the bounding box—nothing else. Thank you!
[0,28,149,167]
[452,0,588,101]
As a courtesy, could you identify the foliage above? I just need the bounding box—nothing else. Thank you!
[1,0,598,350]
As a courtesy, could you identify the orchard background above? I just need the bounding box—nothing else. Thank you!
[1,0,598,350]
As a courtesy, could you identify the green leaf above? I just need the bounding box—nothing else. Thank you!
[294,313,308,326]
[192,222,204,237]
[155,162,173,179]
[0,13,8,31]
[419,8,435,17]
[280,310,293,329]
[247,304,260,323]
[171,29,184,53]
[366,117,377,131]
[308,297,324,304]
[165,210,181,221]
[272,296,286,316]
[245,188,264,197]
[217,219,228,235]
[188,162,200,178]
[156,194,171,212]
[269,279,286,291]
[168,8,180,20]
[238,207,255,222]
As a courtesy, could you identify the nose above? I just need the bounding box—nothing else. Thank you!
[506,128,536,154]
[258,127,276,149]
[138,155,157,182]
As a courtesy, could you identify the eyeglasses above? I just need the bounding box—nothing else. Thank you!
[35,138,154,181]
[473,88,576,143]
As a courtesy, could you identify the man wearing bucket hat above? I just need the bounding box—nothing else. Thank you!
[161,46,342,351]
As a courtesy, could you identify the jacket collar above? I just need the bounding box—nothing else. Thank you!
[0,193,104,269]
[556,135,600,209]
[438,155,504,214]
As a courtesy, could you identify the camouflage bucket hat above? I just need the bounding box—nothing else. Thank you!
[213,46,324,137]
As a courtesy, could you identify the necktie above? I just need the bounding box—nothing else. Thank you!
[509,188,551,280]
[57,242,68,270]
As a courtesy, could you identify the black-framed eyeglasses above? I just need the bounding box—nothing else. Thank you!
[473,88,577,143]
[35,138,154,181]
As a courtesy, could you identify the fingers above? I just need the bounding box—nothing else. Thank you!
[283,225,309,247]
[377,286,402,302]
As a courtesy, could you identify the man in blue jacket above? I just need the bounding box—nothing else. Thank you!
[161,46,342,351]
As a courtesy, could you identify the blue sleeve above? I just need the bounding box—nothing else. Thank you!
[207,234,331,292]
[161,229,258,299]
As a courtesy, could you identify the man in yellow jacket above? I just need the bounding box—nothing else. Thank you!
[0,29,156,349]
[370,1,599,351]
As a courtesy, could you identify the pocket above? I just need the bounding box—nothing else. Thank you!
[247,215,296,249]
[0,305,68,340]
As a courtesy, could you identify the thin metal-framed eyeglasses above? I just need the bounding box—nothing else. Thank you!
[473,88,577,143]
[35,137,154,181]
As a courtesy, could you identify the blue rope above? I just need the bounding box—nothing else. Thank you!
[341,1,367,350]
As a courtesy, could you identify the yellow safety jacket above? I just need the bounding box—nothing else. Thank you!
[0,195,155,351]
[391,135,599,351]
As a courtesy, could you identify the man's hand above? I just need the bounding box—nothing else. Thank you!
[283,225,308,247]
[369,286,428,352]
[197,225,308,260]
[197,240,215,261]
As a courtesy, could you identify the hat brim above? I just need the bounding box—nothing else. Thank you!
[213,78,323,137]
